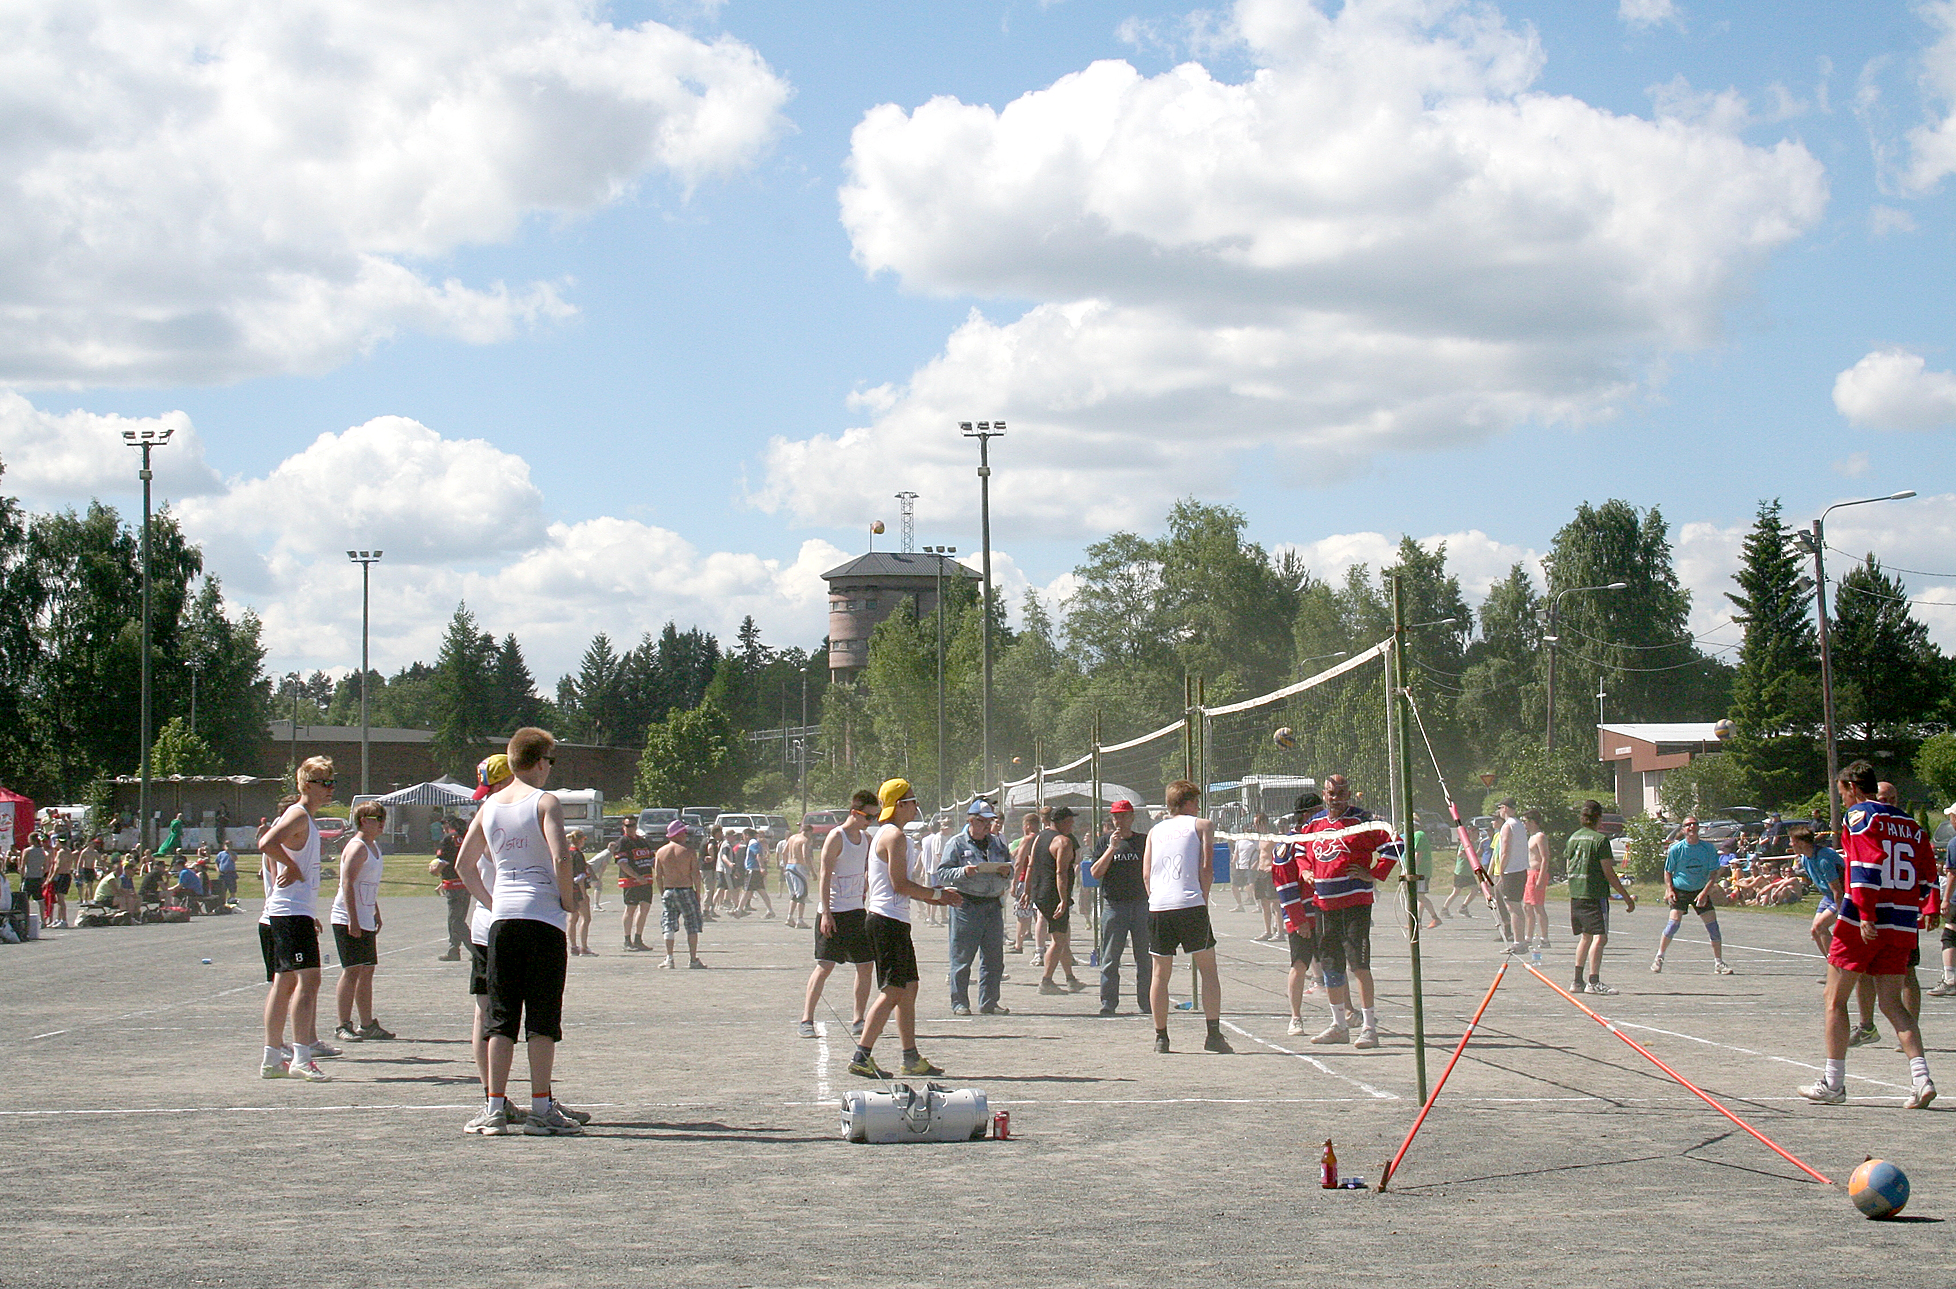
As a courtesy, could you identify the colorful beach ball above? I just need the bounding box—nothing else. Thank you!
[1849,1158,1909,1219]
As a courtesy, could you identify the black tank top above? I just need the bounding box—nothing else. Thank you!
[1029,829,1066,900]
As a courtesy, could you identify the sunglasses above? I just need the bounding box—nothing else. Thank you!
[543,755,556,765]
[307,778,336,788]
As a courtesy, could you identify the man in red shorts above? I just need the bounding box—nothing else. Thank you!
[1799,760,1938,1108]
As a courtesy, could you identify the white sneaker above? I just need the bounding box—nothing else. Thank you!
[658,955,675,969]
[464,1104,512,1135]
[1649,954,1664,974]
[1310,1024,1351,1046]
[523,1101,585,1136]
[1353,1026,1380,1050]
[1713,960,1735,976]
[1906,1080,1937,1110]
[259,1059,290,1080]
[307,1039,343,1059]
[1585,980,1619,996]
[1287,1017,1307,1036]
[290,1058,332,1083]
[1798,1079,1845,1105]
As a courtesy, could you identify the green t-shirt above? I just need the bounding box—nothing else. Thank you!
[1410,829,1430,879]
[1563,828,1614,900]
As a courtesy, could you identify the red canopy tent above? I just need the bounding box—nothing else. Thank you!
[0,786,33,852]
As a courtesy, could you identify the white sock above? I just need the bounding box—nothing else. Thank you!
[488,1095,506,1112]
[1824,1058,1846,1089]
[1360,1007,1377,1030]
[1330,1003,1347,1028]
[263,1045,285,1066]
[532,1094,552,1118]
[1911,1056,1932,1084]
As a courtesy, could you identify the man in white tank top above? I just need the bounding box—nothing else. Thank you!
[848,779,962,1080]
[798,789,880,1039]
[330,801,394,1043]
[257,757,337,1082]
[1143,780,1232,1055]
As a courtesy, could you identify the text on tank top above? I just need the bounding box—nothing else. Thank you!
[829,827,871,912]
[864,823,911,923]
[330,838,384,931]
[483,787,566,931]
[260,814,321,922]
[1148,813,1207,911]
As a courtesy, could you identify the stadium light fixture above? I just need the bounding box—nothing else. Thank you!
[123,425,176,849]
[961,421,1005,789]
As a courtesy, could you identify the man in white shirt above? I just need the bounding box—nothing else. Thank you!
[1144,780,1232,1055]
[847,779,962,1079]
[1494,799,1529,951]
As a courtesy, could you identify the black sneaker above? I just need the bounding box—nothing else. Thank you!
[1098,1006,1119,1017]
[1154,1032,1171,1054]
[1204,1030,1235,1054]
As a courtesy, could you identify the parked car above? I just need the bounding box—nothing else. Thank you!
[803,808,848,839]
[315,817,351,846]
[600,815,629,847]
[1754,817,1820,857]
[714,812,765,838]
[637,807,680,837]
[1597,813,1626,836]
[684,806,723,829]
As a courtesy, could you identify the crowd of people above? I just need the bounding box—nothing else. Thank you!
[1,830,240,934]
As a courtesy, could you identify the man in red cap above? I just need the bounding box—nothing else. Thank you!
[1090,800,1149,1017]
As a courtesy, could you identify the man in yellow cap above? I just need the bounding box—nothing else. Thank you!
[849,779,962,1078]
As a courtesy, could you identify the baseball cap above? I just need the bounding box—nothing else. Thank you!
[1945,802,1956,815]
[1049,805,1076,823]
[1109,799,1134,814]
[665,819,690,840]
[472,753,513,800]
[966,799,998,819]
[878,778,916,822]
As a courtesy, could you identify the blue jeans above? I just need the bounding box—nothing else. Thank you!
[1100,898,1149,1012]
[947,897,1005,1010]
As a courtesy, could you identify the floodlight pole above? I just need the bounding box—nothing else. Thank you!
[961,422,1004,787]
[123,426,174,850]
[926,546,957,811]
[1542,582,1628,753]
[1393,575,1428,1103]
[347,550,383,797]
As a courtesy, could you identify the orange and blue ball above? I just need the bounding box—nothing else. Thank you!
[1849,1158,1909,1219]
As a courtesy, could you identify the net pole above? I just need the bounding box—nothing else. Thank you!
[1091,710,1102,960]
[1393,574,1428,1103]
[1183,672,1198,1013]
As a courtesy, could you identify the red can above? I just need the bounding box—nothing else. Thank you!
[993,1110,1011,1140]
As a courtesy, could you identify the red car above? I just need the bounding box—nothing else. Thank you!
[803,809,848,840]
[315,817,351,846]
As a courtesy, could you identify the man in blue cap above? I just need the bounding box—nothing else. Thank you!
[937,798,1017,1016]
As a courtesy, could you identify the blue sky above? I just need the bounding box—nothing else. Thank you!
[6,0,1956,684]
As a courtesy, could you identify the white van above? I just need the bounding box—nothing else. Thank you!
[554,789,606,844]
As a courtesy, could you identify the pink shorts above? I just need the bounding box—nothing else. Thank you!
[1523,867,1547,906]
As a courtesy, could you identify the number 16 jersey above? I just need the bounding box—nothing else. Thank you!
[1838,800,1936,943]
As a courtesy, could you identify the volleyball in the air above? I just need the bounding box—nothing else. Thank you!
[1849,1158,1909,1219]
[1713,718,1736,740]
[1273,726,1298,749]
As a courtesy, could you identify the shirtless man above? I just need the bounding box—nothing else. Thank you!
[781,820,814,928]
[797,790,879,1040]
[47,835,76,928]
[654,819,706,969]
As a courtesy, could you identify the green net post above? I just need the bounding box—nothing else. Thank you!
[1393,574,1429,1103]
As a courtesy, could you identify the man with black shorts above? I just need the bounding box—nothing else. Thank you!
[330,801,395,1042]
[257,757,335,1082]
[654,819,706,969]
[1031,806,1084,994]
[848,779,960,1078]
[799,790,879,1039]
[1565,800,1633,995]
[1144,779,1231,1054]
[1493,799,1528,950]
[614,816,658,952]
[1273,791,1324,1035]
[434,816,468,961]
[1652,817,1733,975]
[1294,774,1401,1049]
[1089,800,1148,1018]
[46,835,75,928]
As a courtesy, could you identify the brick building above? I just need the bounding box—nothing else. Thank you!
[822,551,982,682]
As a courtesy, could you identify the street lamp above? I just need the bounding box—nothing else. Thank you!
[1795,490,1915,835]
[924,544,958,809]
[959,421,1004,787]
[1542,582,1627,752]
[346,550,383,796]
[122,425,174,848]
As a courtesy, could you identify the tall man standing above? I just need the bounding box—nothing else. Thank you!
[937,800,1015,1016]
[1090,799,1149,1018]
[1144,780,1232,1055]
[848,779,961,1078]
[1565,800,1634,995]
[1031,806,1084,994]
[654,819,706,969]
[1494,799,1528,950]
[1651,817,1734,975]
[258,757,336,1082]
[1286,773,1402,1050]
[1800,760,1938,1109]
[613,817,659,952]
[798,790,880,1040]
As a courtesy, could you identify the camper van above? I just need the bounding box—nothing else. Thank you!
[554,789,606,843]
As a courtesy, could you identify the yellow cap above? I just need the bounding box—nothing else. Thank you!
[878,778,916,822]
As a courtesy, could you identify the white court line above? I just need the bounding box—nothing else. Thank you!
[1613,1021,1910,1092]
[1664,935,1820,960]
[1219,1020,1398,1100]
[813,1020,832,1102]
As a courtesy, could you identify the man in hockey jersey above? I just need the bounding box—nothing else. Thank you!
[1273,774,1402,1050]
[1799,760,1938,1109]
[1272,792,1324,1036]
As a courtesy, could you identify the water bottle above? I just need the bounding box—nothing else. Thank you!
[1530,941,1542,967]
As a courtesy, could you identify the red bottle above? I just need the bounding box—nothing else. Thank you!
[1320,1140,1338,1189]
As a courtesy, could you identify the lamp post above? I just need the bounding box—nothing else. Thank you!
[1596,684,1607,731]
[924,544,958,809]
[122,426,175,849]
[960,421,1004,787]
[1542,583,1628,753]
[346,551,383,797]
[1796,490,1915,835]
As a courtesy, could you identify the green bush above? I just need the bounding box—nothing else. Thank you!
[1916,733,1956,805]
[1623,814,1669,883]
[1657,752,1750,821]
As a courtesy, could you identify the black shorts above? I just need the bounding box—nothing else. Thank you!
[1452,870,1476,890]
[1288,928,1317,965]
[1942,925,1956,953]
[1316,904,1373,976]
[1149,905,1216,957]
[1035,897,1071,935]
[623,884,655,906]
[1499,871,1527,905]
[259,916,320,980]
[20,874,43,901]
[333,923,379,968]
[1668,887,1709,913]
[1569,897,1609,937]
[1252,873,1276,901]
[468,940,490,996]
[815,908,874,964]
[485,919,568,1043]
[745,871,767,892]
[51,873,73,895]
[864,911,920,990]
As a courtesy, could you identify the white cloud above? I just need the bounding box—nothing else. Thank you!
[0,393,224,502]
[1619,0,1683,32]
[1832,451,1872,478]
[1903,0,1956,191]
[1869,204,1918,235]
[1277,529,1543,605]
[0,0,791,386]
[760,0,1824,536]
[1832,348,1956,430]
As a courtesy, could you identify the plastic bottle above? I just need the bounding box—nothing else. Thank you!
[1530,941,1542,966]
[1320,1140,1338,1189]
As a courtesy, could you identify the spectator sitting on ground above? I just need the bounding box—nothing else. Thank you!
[138,858,166,908]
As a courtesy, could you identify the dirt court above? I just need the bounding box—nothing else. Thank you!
[2,889,1947,1287]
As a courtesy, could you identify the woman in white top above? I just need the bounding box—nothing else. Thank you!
[257,757,336,1082]
[331,801,393,1043]
[455,728,585,1137]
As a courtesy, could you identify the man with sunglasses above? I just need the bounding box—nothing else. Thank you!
[848,779,961,1078]
[1294,774,1402,1050]
[1652,817,1734,976]
[797,789,880,1040]
[258,757,336,1082]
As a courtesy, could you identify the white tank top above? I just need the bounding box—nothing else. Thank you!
[260,813,321,921]
[483,787,566,931]
[864,823,911,923]
[1148,814,1207,912]
[829,826,871,913]
[469,849,497,947]
[330,837,383,931]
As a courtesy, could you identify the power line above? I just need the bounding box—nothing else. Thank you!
[1826,543,1956,579]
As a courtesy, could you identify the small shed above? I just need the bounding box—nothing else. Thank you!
[1597,723,1727,816]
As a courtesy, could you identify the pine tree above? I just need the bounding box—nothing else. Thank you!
[488,633,539,734]
[1724,500,1821,805]
[429,604,494,779]
[1831,555,1942,741]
